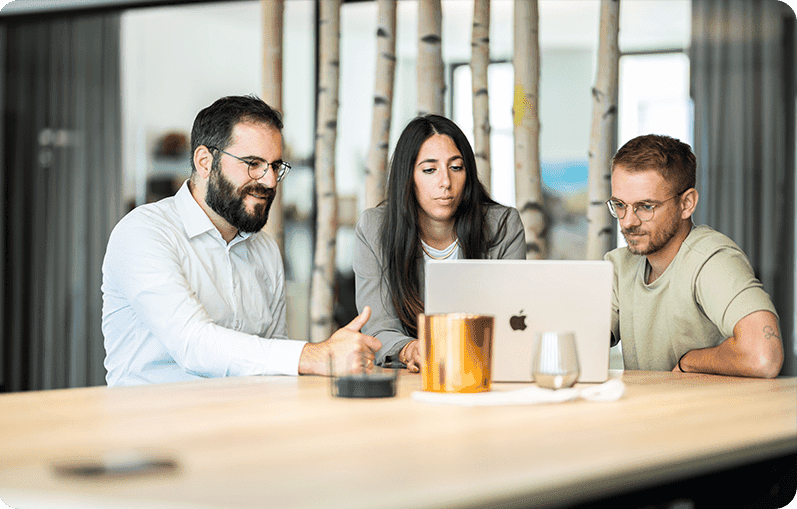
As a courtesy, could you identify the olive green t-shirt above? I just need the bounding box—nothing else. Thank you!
[604,225,777,371]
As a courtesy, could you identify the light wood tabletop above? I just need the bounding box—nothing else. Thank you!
[0,370,795,509]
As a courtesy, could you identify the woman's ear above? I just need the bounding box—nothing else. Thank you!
[680,188,699,220]
[193,145,214,180]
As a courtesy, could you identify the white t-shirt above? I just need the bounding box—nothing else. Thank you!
[420,239,462,261]
[101,181,306,386]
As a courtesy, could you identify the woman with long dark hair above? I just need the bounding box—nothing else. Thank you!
[353,115,526,371]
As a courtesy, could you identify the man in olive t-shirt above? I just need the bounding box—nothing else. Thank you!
[603,134,783,378]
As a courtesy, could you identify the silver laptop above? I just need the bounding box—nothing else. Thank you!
[424,259,613,383]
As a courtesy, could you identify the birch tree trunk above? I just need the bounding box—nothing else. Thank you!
[365,0,397,208]
[262,0,285,255]
[513,0,545,259]
[586,0,620,260]
[310,0,341,342]
[417,0,444,116]
[471,0,491,192]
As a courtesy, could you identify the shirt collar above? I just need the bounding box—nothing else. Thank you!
[174,180,254,243]
[174,180,219,240]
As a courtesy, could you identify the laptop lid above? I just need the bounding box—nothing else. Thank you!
[424,259,613,383]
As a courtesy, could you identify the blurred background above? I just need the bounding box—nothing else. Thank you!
[0,0,794,391]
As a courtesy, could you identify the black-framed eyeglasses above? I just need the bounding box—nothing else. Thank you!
[606,189,686,222]
[207,146,291,182]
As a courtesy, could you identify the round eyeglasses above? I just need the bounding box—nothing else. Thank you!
[605,190,685,222]
[207,146,291,182]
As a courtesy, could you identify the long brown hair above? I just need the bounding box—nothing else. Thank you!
[380,115,511,336]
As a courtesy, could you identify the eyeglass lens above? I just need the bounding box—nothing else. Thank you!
[248,161,289,182]
[606,201,655,222]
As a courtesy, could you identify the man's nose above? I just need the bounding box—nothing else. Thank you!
[258,165,278,188]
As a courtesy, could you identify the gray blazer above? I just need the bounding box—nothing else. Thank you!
[352,204,526,366]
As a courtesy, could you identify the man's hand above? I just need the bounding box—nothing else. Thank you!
[298,306,382,376]
[399,340,422,373]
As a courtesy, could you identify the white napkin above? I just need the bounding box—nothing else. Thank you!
[411,379,625,406]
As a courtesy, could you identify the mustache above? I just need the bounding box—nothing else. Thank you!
[242,184,276,200]
[622,227,644,235]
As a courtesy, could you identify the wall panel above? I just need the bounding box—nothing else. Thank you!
[1,12,122,391]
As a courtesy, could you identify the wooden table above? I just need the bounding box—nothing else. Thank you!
[0,371,795,508]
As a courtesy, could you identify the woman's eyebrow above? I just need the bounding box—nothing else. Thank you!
[416,157,438,166]
[416,155,463,167]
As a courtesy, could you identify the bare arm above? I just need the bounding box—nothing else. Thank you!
[674,310,783,378]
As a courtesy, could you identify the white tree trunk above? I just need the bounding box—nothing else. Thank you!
[417,0,444,116]
[586,0,620,260]
[471,0,491,192]
[513,0,544,259]
[262,0,285,255]
[365,0,397,208]
[310,0,341,342]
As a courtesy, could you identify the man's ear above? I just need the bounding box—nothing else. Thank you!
[680,188,699,220]
[193,145,214,180]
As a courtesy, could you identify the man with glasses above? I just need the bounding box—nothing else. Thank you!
[604,134,783,378]
[102,95,380,386]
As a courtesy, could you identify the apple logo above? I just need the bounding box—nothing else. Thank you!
[509,310,527,331]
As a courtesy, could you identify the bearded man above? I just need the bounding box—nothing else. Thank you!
[604,134,783,378]
[102,95,379,386]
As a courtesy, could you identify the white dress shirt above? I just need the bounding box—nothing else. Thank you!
[102,181,306,386]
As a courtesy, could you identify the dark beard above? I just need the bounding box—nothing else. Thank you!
[205,160,275,233]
